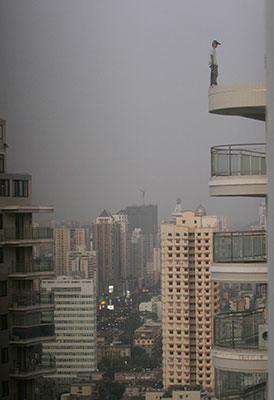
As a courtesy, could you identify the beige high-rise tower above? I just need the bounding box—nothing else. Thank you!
[161,206,220,390]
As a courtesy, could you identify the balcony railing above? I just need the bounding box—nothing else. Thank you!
[11,323,55,341]
[214,309,267,349]
[0,227,53,241]
[211,143,266,177]
[10,290,54,308]
[8,260,54,274]
[10,354,56,376]
[213,231,266,263]
[215,369,266,400]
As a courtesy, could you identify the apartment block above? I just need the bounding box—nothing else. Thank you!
[0,118,56,399]
[42,277,96,380]
[208,74,267,397]
[161,207,220,390]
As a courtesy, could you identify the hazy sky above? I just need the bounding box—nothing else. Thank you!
[0,0,265,227]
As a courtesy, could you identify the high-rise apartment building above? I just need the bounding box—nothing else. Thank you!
[42,277,96,380]
[161,206,220,390]
[0,118,56,399]
[126,204,158,284]
[55,227,86,275]
[93,210,121,294]
[208,70,267,396]
[67,246,97,279]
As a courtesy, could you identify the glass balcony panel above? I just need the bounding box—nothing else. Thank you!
[231,153,240,175]
[241,153,251,175]
[252,155,260,175]
[213,232,266,263]
[3,227,53,241]
[9,260,54,274]
[215,369,266,400]
[11,323,55,340]
[211,144,266,177]
[10,290,54,307]
[214,309,266,349]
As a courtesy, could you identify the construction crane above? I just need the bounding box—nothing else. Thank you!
[139,189,145,206]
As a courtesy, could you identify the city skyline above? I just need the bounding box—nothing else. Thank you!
[0,0,265,227]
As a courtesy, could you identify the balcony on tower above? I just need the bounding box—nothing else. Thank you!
[208,82,266,121]
[211,231,267,283]
[8,259,55,279]
[209,143,266,197]
[9,290,55,311]
[9,309,55,345]
[9,353,56,379]
[0,227,53,245]
[212,309,267,374]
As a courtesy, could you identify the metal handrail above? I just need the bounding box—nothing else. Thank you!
[211,143,266,177]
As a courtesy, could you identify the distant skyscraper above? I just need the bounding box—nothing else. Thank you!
[129,228,144,279]
[67,246,97,280]
[170,198,183,223]
[93,210,121,294]
[55,227,86,275]
[42,277,96,380]
[126,204,158,283]
[112,210,129,280]
[161,205,220,390]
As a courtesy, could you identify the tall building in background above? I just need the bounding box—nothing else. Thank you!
[93,210,121,294]
[42,277,96,382]
[67,246,97,279]
[0,119,56,399]
[208,73,267,395]
[126,204,158,284]
[112,210,129,280]
[55,227,86,275]
[161,206,220,390]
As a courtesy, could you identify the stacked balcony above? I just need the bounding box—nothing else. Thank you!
[209,143,266,197]
[212,231,267,283]
[208,82,267,399]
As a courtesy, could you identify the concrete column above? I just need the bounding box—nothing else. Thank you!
[266,0,274,397]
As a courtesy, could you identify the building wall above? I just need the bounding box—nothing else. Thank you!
[161,210,220,390]
[42,277,97,379]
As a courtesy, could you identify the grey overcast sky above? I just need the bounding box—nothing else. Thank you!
[0,0,265,227]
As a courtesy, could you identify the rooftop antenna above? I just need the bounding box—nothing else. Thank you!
[139,189,145,206]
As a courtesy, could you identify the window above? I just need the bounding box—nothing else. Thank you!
[12,180,28,197]
[1,348,8,364]
[0,281,7,296]
[0,180,9,197]
[0,154,4,173]
[0,314,7,330]
[2,381,9,397]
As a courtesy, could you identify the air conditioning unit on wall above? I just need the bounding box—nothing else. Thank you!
[258,324,268,349]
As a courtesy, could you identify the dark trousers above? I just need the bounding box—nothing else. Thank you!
[210,64,218,85]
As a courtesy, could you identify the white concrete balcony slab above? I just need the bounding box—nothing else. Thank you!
[212,347,267,373]
[208,82,266,121]
[209,143,266,197]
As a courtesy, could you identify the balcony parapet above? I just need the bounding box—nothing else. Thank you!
[9,355,56,378]
[209,143,266,197]
[211,230,267,282]
[10,324,55,345]
[0,227,53,244]
[8,260,55,279]
[208,82,266,121]
[9,290,54,311]
[214,309,267,350]
[213,231,266,263]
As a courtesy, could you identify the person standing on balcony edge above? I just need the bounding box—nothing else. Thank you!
[209,40,221,87]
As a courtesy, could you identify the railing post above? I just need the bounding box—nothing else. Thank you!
[229,145,232,176]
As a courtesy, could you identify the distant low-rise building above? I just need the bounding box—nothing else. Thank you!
[133,322,161,355]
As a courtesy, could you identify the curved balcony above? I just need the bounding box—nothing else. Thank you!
[214,369,266,400]
[208,82,266,121]
[209,144,266,197]
[0,227,53,245]
[212,309,267,373]
[211,231,267,282]
[8,259,55,279]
